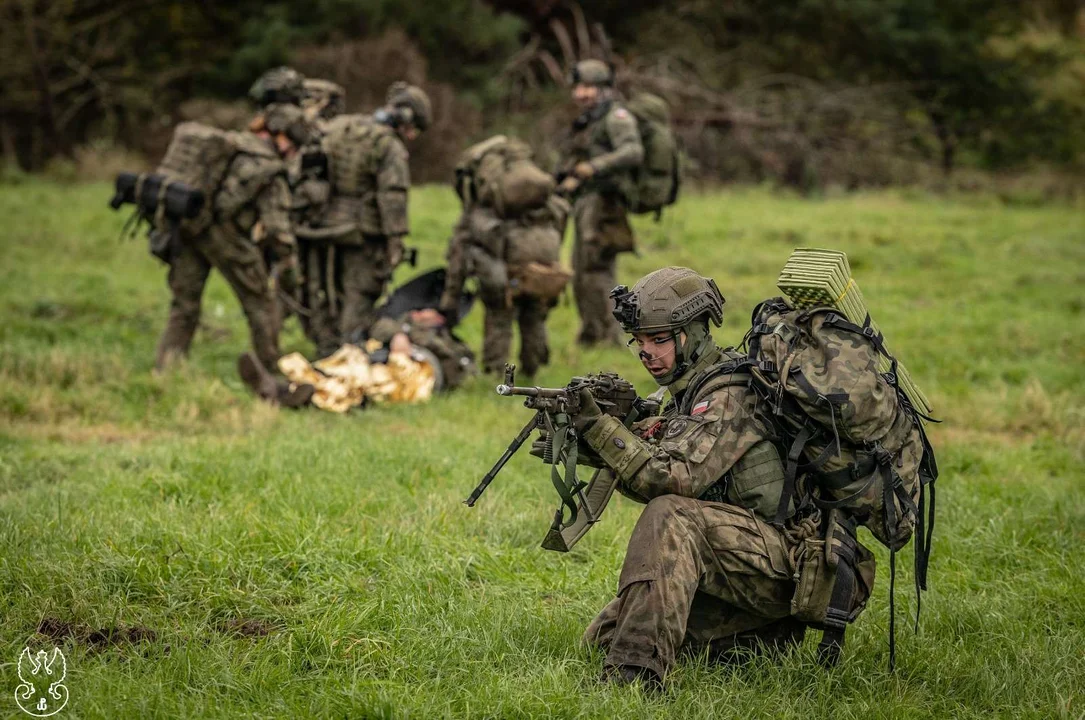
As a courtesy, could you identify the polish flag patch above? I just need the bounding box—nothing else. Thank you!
[691,400,711,416]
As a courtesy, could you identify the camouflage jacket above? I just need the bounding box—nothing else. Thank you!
[217,136,294,259]
[582,346,789,522]
[322,114,410,237]
[559,99,643,197]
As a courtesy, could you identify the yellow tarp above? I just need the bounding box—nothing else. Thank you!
[277,343,436,413]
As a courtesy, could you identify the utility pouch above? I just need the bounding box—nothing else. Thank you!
[148,229,175,265]
[791,537,837,624]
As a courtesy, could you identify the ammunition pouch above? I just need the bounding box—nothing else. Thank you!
[509,262,570,303]
[790,512,875,666]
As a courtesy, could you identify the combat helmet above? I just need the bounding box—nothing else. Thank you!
[610,267,725,385]
[571,59,614,88]
[302,79,346,120]
[262,103,312,147]
[386,81,433,131]
[249,66,305,107]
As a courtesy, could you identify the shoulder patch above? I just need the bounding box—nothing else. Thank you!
[613,108,631,120]
[691,400,711,416]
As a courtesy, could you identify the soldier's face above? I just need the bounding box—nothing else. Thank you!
[573,83,600,110]
[629,331,682,379]
[398,124,420,142]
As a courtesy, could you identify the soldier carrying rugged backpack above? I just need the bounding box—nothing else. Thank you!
[111,102,310,371]
[506,266,936,688]
[298,82,433,353]
[556,60,680,347]
[439,135,571,379]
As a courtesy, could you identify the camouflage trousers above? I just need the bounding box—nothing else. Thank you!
[584,495,798,678]
[572,192,633,346]
[481,291,551,378]
[298,235,401,355]
[155,225,280,371]
[338,234,400,342]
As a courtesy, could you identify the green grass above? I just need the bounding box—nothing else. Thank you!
[1,181,1082,719]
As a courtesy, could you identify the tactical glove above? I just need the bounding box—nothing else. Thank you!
[572,387,603,434]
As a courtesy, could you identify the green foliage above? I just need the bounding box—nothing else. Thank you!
[1,180,1083,717]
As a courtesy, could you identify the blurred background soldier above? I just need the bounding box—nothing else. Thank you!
[440,135,569,380]
[154,104,308,371]
[556,60,643,347]
[301,79,346,123]
[303,81,431,350]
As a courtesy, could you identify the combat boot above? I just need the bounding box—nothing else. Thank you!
[238,352,315,408]
[599,664,663,692]
[239,352,279,401]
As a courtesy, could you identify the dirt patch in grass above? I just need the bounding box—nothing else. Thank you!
[38,617,158,648]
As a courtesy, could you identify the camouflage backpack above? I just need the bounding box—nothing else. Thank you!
[454,136,554,218]
[155,122,278,236]
[625,93,680,217]
[743,298,937,550]
[739,297,938,667]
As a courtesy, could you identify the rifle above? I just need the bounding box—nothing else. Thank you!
[465,364,660,552]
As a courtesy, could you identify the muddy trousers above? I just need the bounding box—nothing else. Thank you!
[572,192,632,346]
[481,294,551,378]
[155,226,280,371]
[584,495,798,678]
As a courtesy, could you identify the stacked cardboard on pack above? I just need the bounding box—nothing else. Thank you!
[776,248,933,417]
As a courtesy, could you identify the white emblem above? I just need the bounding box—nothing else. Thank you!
[15,647,69,717]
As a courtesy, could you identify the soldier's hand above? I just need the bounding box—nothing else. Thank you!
[573,161,595,179]
[559,176,580,194]
[572,387,603,433]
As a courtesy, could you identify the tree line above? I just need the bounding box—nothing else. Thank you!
[1,0,1081,185]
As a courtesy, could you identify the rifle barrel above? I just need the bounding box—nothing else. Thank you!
[496,385,566,398]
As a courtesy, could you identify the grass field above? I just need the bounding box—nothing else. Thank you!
[1,181,1083,719]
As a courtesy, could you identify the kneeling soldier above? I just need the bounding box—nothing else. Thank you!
[569,268,824,686]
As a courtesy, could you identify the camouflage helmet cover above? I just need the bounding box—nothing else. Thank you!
[262,103,312,147]
[249,66,305,107]
[571,59,614,87]
[302,78,346,120]
[611,267,725,334]
[386,81,433,131]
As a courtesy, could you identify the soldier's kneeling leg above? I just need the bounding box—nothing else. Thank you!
[588,495,795,679]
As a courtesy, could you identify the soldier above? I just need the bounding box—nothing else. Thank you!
[314,82,432,346]
[556,60,643,347]
[155,104,309,372]
[557,268,872,687]
[439,136,569,380]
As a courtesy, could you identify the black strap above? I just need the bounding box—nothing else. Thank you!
[773,426,811,525]
[888,549,897,671]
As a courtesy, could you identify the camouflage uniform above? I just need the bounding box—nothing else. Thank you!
[368,312,477,390]
[559,62,643,346]
[441,198,567,378]
[311,84,430,345]
[572,268,812,682]
[155,129,296,371]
